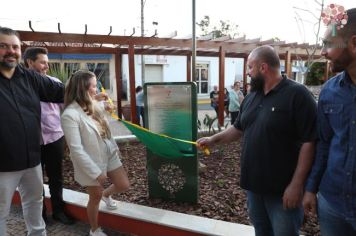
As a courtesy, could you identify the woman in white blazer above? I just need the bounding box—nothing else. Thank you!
[61,70,129,236]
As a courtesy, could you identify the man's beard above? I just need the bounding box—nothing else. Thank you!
[0,54,19,69]
[329,48,353,73]
[250,72,265,92]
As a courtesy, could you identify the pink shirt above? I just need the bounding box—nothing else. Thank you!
[40,76,64,145]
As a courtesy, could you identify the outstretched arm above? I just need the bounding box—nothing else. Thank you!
[197,126,242,148]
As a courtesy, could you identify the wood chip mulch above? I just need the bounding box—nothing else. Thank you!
[62,141,320,236]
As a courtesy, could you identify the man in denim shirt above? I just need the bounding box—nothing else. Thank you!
[303,8,356,236]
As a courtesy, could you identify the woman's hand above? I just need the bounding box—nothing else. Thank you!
[104,102,116,113]
[95,92,108,102]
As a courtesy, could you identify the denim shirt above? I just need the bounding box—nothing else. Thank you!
[306,71,356,218]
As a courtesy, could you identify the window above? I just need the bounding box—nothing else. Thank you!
[47,59,111,90]
[194,64,209,94]
[64,63,80,77]
[86,63,110,89]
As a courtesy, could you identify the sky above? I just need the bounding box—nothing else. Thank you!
[0,0,354,44]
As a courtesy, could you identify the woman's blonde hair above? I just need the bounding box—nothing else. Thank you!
[64,70,111,138]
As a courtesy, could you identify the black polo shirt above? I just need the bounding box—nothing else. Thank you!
[234,76,317,195]
[0,66,64,172]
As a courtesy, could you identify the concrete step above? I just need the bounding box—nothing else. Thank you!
[12,185,254,236]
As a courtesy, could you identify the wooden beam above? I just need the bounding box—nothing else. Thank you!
[128,44,138,124]
[218,46,225,127]
[21,45,117,54]
[115,52,123,119]
[17,30,269,53]
[18,31,323,67]
[17,30,322,57]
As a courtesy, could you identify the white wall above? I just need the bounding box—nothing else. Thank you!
[162,56,186,82]
[119,55,245,100]
[199,57,244,93]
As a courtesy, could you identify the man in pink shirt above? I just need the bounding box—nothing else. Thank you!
[23,47,74,225]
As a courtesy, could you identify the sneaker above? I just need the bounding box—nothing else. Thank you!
[89,227,107,236]
[101,195,117,210]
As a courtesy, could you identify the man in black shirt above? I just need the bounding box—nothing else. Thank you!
[198,45,317,236]
[0,27,64,235]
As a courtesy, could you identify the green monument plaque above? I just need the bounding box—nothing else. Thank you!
[144,82,198,203]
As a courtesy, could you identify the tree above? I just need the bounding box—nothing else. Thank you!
[196,15,240,39]
[197,15,211,36]
[305,61,326,85]
[293,0,325,84]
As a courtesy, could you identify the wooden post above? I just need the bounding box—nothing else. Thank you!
[115,52,123,118]
[243,56,247,94]
[128,44,138,124]
[218,46,225,127]
[187,54,191,82]
[285,50,292,78]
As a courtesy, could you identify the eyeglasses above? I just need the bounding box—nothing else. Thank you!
[0,43,20,51]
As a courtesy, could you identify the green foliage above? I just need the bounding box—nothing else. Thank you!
[47,63,106,85]
[305,62,326,85]
[204,114,218,134]
[197,15,211,36]
[197,113,229,158]
[197,113,228,135]
[47,64,71,84]
[197,15,239,39]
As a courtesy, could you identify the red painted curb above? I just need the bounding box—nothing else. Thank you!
[12,191,205,236]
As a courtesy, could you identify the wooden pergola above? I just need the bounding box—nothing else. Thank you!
[18,29,322,126]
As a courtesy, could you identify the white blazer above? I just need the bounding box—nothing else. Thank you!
[61,101,116,186]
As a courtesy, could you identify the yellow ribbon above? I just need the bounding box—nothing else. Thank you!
[100,88,210,156]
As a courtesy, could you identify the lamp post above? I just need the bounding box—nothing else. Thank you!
[192,0,196,84]
[141,0,145,85]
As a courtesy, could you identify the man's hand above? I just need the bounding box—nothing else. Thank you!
[96,173,107,187]
[303,191,317,216]
[282,183,303,209]
[197,137,214,149]
[197,126,242,151]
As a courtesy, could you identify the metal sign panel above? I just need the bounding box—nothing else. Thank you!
[144,82,198,203]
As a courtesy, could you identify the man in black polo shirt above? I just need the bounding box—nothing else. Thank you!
[198,45,317,236]
[0,27,64,235]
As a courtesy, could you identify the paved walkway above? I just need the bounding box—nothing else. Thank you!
[8,205,129,236]
[109,106,229,137]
